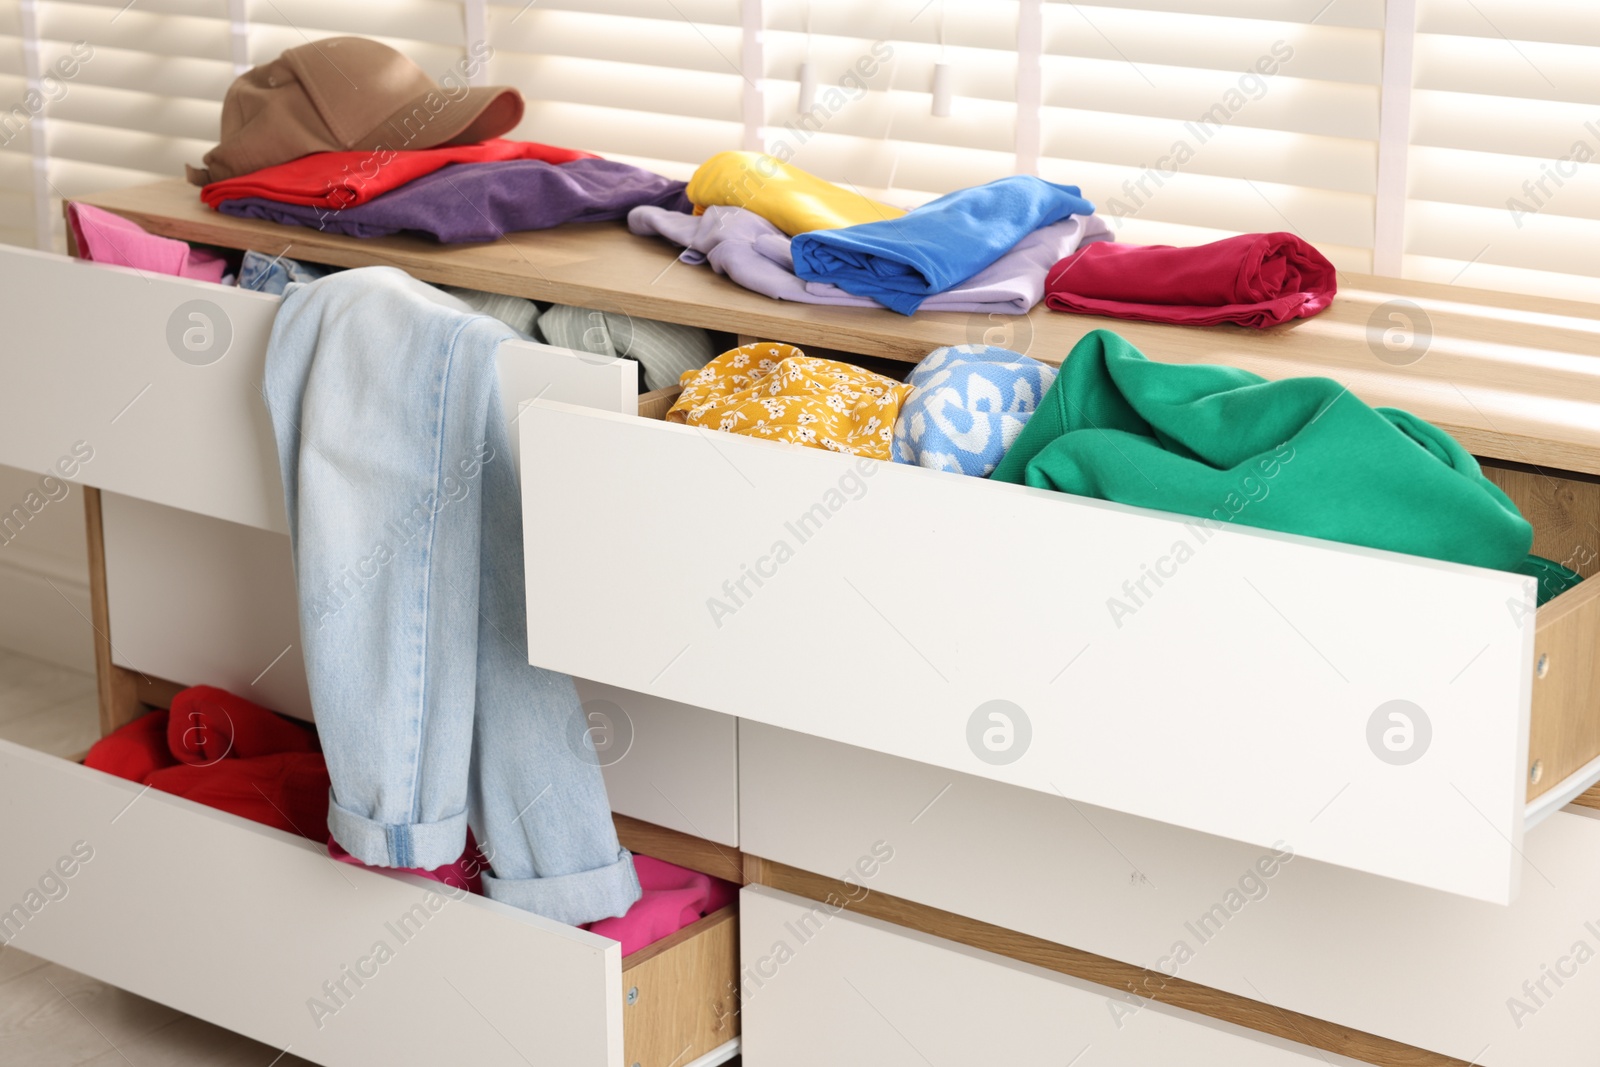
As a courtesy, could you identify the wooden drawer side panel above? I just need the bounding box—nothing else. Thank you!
[1529,577,1600,803]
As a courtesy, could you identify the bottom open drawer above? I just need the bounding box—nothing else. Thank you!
[0,740,738,1067]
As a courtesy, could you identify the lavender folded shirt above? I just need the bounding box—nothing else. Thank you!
[218,158,692,243]
[628,204,1113,314]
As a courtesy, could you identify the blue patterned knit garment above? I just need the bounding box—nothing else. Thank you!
[891,345,1057,477]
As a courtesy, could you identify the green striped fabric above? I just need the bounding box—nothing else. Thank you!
[537,304,715,392]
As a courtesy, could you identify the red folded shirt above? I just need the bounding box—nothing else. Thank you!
[200,138,600,210]
[167,684,316,764]
[146,753,331,838]
[85,686,331,840]
[1044,232,1337,329]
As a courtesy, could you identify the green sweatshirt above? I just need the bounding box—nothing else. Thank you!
[990,329,1578,603]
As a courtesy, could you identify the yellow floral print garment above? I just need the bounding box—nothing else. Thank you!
[668,343,910,460]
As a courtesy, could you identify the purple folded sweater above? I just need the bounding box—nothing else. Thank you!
[216,158,692,243]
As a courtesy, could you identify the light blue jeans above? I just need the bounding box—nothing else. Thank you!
[263,266,640,925]
[238,249,332,295]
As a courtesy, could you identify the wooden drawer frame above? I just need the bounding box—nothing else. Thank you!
[1,183,1596,1063]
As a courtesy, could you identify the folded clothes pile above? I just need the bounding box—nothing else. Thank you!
[199,138,598,209]
[640,154,1111,318]
[182,34,1343,323]
[791,175,1098,316]
[190,38,691,243]
[629,205,1112,316]
[658,152,1344,325]
[669,342,909,460]
[218,158,691,242]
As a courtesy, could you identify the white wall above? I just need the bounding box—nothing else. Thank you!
[0,463,94,671]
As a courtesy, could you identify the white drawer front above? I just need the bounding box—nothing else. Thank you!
[739,885,1353,1067]
[0,245,636,534]
[576,679,740,847]
[104,490,314,718]
[0,740,622,1066]
[0,246,285,530]
[740,722,1600,1067]
[102,494,741,844]
[520,401,1534,902]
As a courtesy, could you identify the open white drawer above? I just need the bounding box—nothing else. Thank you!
[0,241,742,843]
[0,740,738,1067]
[0,244,743,1062]
[0,243,636,534]
[519,400,1600,905]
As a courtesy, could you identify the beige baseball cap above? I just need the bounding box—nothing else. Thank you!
[187,37,524,185]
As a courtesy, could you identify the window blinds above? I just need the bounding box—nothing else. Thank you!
[1036,0,1385,272]
[483,0,746,179]
[1404,0,1600,303]
[760,0,1021,205]
[26,0,234,252]
[0,2,33,249]
[245,0,468,82]
[1,0,1595,307]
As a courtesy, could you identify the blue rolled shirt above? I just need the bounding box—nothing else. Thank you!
[791,175,1096,315]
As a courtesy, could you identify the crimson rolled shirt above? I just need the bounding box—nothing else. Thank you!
[1043,231,1338,329]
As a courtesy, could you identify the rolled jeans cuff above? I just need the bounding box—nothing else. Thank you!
[481,848,642,927]
[326,789,468,870]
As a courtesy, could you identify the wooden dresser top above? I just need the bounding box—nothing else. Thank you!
[78,178,1600,476]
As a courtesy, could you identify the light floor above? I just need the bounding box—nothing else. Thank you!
[0,647,99,760]
[0,647,316,1067]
